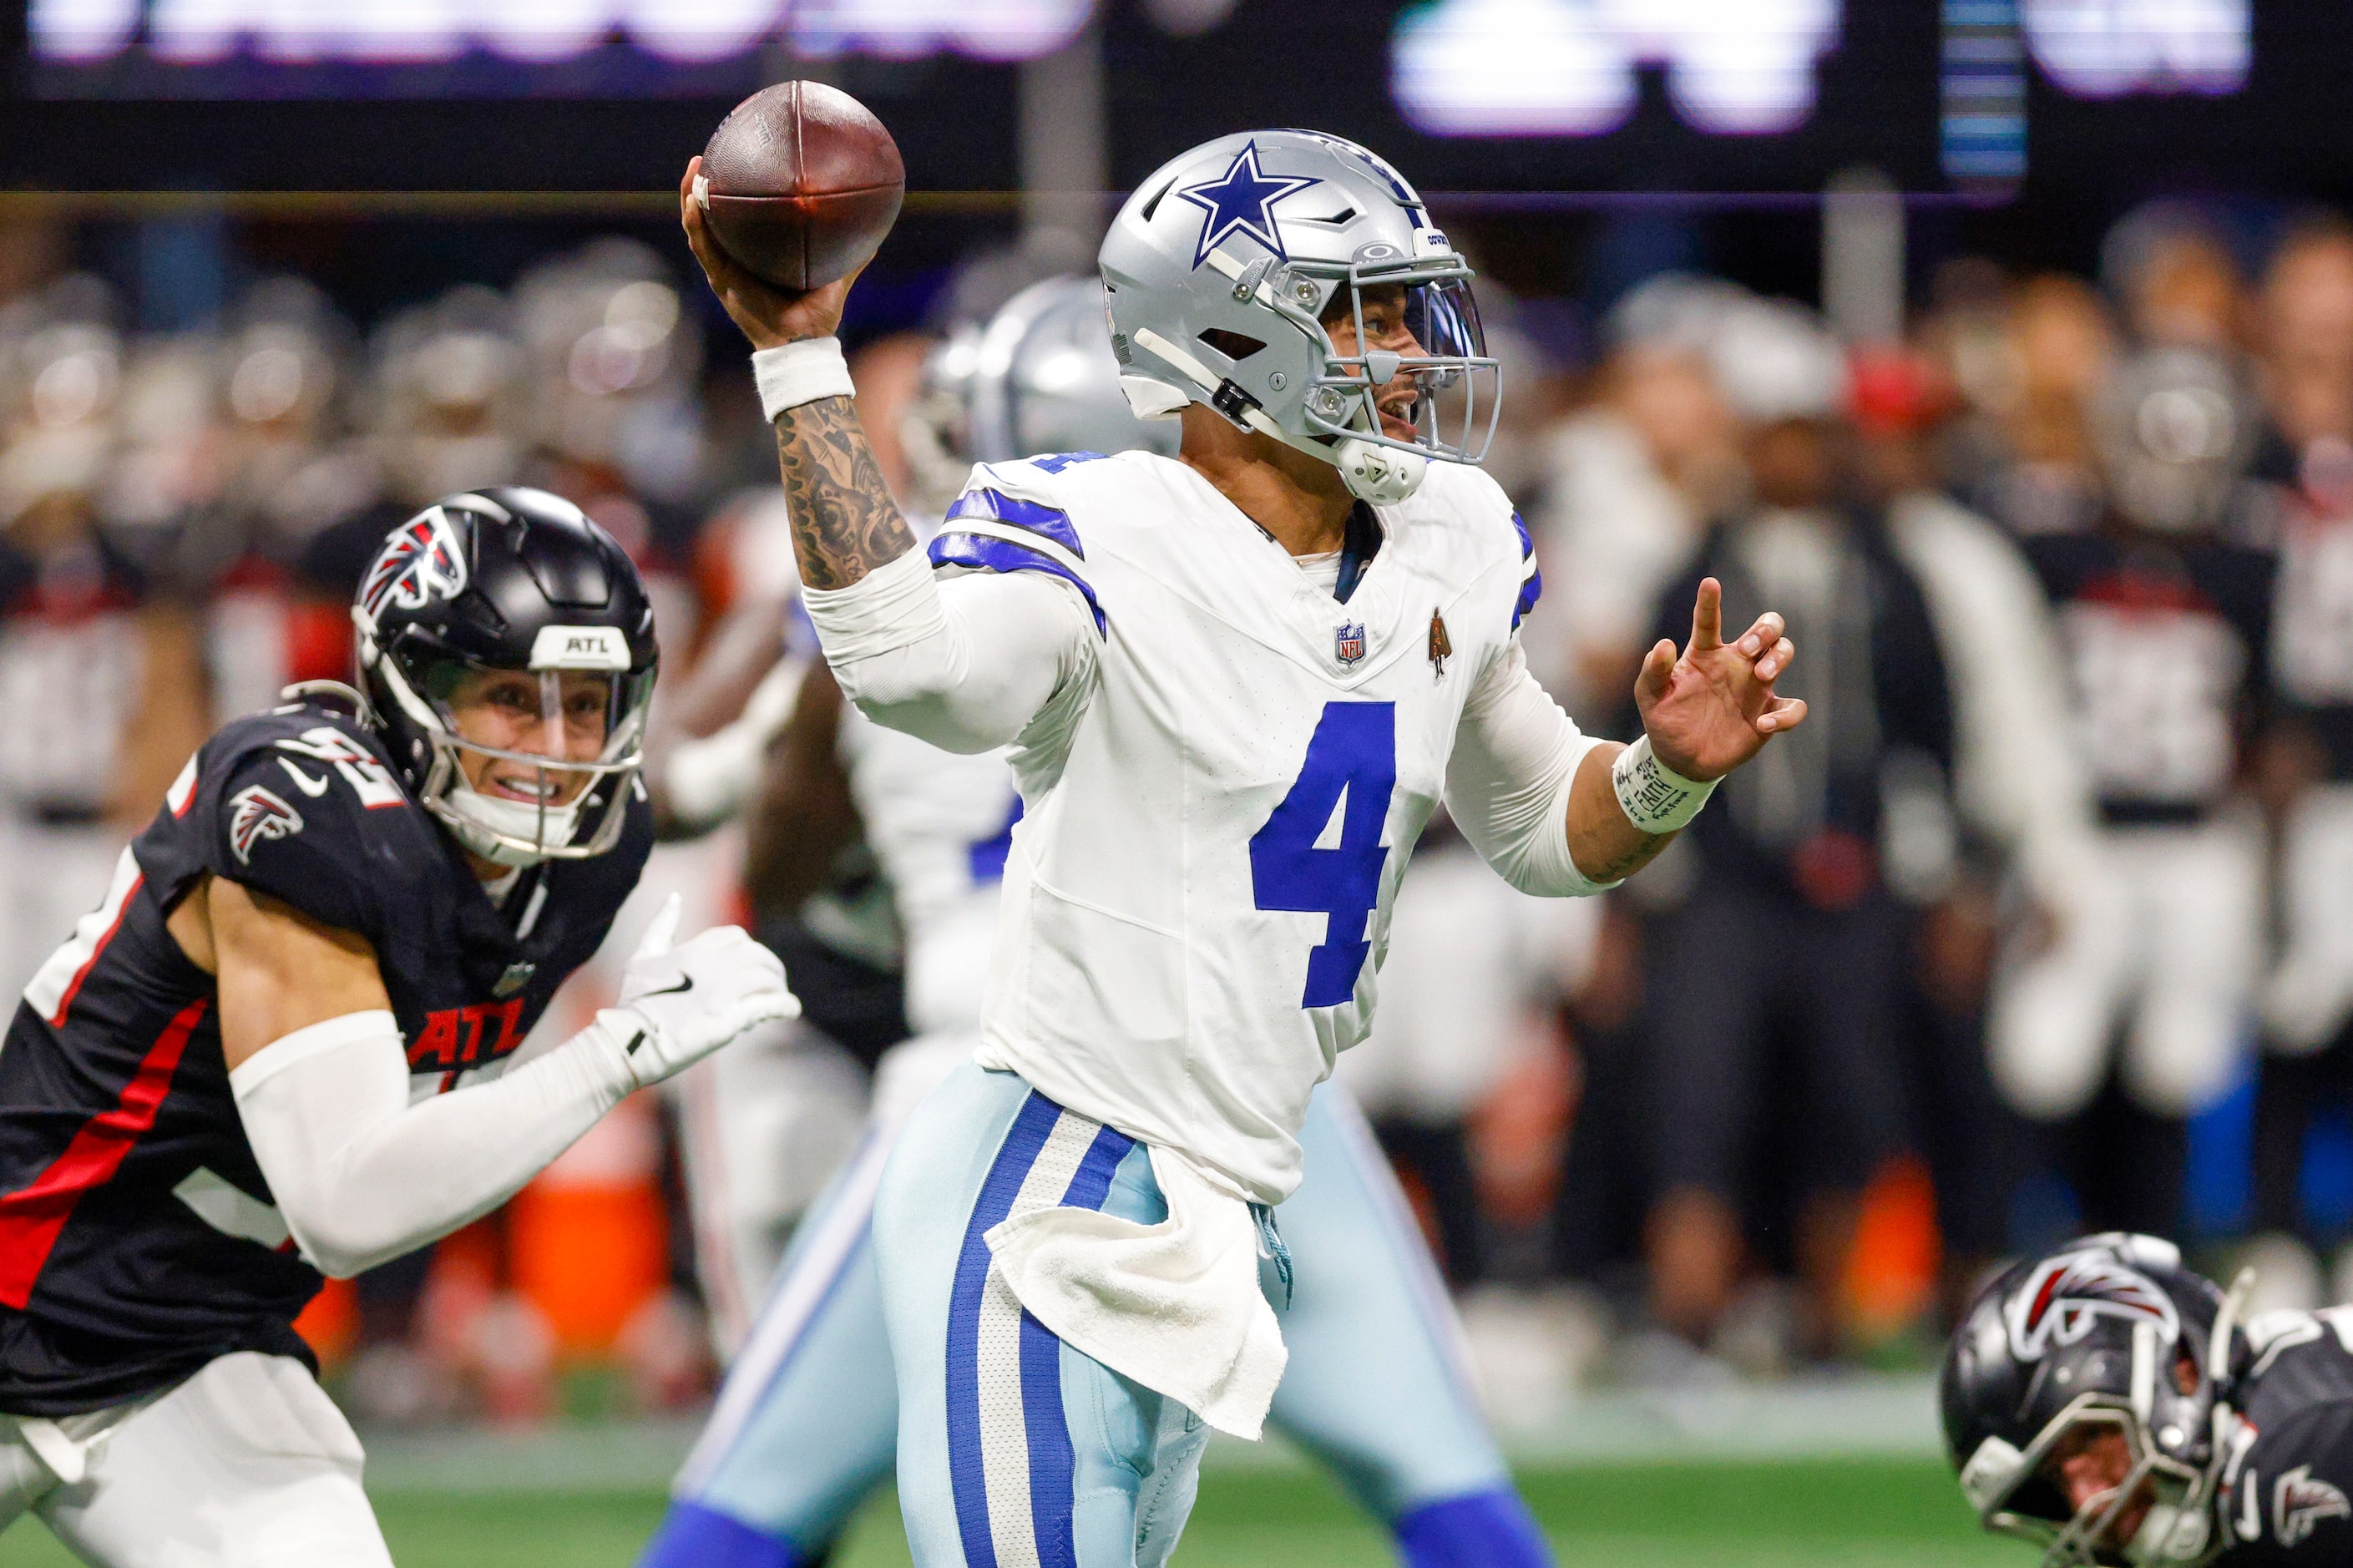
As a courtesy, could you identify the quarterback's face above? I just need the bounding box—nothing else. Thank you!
[445,667,612,807]
[1323,285,1424,443]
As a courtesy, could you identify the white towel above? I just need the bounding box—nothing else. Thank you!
[984,1143,1288,1439]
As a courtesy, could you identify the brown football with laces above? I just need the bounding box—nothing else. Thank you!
[695,80,905,293]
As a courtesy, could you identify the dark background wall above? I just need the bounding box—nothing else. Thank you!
[2,1,2342,334]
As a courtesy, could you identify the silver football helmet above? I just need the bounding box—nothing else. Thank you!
[902,276,1182,511]
[969,276,1181,464]
[1097,129,1498,503]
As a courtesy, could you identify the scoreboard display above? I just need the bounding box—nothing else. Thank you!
[0,0,2336,197]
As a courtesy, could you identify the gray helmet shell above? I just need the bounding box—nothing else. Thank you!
[1097,129,1497,503]
[969,276,1179,465]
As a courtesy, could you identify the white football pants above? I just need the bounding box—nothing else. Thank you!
[1988,817,2260,1120]
[0,1351,391,1567]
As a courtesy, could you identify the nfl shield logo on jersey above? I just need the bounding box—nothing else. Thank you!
[1333,621,1366,666]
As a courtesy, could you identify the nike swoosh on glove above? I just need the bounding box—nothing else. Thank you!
[600,894,800,1089]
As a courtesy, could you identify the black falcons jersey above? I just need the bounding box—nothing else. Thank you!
[2215,1309,2353,1564]
[2022,530,2275,825]
[0,696,650,1415]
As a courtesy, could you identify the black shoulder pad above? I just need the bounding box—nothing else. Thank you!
[197,706,423,940]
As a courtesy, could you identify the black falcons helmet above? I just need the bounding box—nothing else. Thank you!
[352,486,658,867]
[1942,1233,2249,1568]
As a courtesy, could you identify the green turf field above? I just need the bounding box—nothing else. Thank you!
[2,1457,2018,1565]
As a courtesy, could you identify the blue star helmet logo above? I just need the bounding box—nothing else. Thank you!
[1175,141,1321,271]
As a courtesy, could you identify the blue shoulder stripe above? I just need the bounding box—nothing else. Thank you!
[946,488,1085,559]
[1508,509,1541,630]
[929,531,1106,639]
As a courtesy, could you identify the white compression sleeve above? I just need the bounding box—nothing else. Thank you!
[230,1009,637,1279]
[800,547,1096,753]
[1444,640,1614,897]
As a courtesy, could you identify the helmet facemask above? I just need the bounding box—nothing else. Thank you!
[362,618,653,867]
[1294,245,1499,468]
[1132,235,1500,504]
[1959,1324,2228,1567]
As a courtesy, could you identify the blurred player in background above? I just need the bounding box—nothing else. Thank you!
[1988,343,2276,1242]
[686,125,1807,1565]
[645,484,881,1356]
[641,275,1565,1568]
[1634,297,1956,1363]
[638,320,952,1354]
[2246,221,2353,1304]
[0,488,793,1565]
[0,278,211,1006]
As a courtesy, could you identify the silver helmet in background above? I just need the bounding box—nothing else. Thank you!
[903,275,1182,513]
[969,276,1181,464]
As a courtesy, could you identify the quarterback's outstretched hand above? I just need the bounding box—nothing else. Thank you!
[1633,578,1808,781]
[680,158,861,351]
[600,894,799,1089]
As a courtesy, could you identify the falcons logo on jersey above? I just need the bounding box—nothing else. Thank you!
[227,785,304,866]
[2276,1466,2351,1546]
[2006,1248,2181,1359]
[361,508,469,620]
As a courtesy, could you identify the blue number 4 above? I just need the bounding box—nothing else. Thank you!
[1250,702,1398,1009]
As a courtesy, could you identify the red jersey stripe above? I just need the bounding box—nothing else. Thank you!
[0,996,209,1309]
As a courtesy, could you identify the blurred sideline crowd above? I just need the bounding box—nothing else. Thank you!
[5,198,2353,1429]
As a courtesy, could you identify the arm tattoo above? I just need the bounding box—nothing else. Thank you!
[1580,829,1674,885]
[773,396,918,590]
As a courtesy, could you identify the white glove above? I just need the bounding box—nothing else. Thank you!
[598,895,799,1090]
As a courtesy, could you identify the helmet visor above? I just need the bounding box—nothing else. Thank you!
[419,661,649,776]
[405,653,653,859]
[1404,275,1485,362]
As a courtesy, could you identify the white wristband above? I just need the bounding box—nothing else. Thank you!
[752,337,855,422]
[1612,734,1717,834]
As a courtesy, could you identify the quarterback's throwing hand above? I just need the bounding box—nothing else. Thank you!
[1632,578,1808,782]
[679,159,860,352]
[602,895,799,1089]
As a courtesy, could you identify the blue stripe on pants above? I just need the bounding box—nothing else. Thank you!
[945,1094,1060,1567]
[1018,1311,1075,1567]
[944,1095,1136,1567]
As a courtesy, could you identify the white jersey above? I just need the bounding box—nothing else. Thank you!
[886,449,1597,1202]
[837,708,1020,1039]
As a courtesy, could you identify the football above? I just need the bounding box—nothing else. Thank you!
[694,80,905,294]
